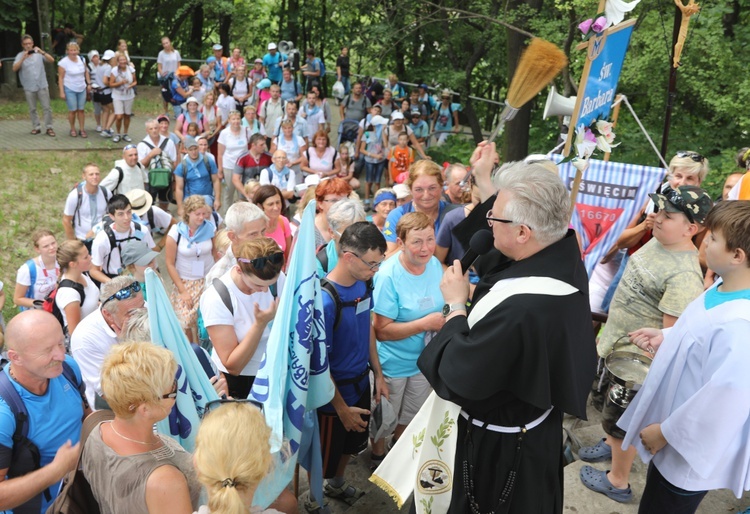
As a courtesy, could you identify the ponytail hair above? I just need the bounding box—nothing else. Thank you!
[57,240,85,274]
[194,403,272,514]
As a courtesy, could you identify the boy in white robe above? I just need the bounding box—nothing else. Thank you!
[618,200,750,513]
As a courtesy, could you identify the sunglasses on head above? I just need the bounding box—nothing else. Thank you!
[123,144,137,151]
[676,151,704,163]
[101,281,141,307]
[237,252,284,269]
[204,398,264,414]
[161,379,178,400]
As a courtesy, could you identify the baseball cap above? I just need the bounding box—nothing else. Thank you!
[121,240,160,267]
[410,108,422,117]
[370,115,388,126]
[206,56,217,64]
[212,43,223,50]
[185,96,200,105]
[390,111,405,121]
[157,115,170,124]
[101,49,116,61]
[125,189,153,217]
[393,183,411,200]
[649,185,713,224]
[268,43,277,50]
[184,136,199,149]
[419,83,429,90]
[254,58,263,64]
[257,78,272,90]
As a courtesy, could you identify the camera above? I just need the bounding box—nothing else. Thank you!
[28,50,36,55]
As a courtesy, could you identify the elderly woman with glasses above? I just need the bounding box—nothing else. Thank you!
[199,237,284,399]
[82,341,202,514]
[383,159,458,255]
[313,177,352,247]
[370,211,445,467]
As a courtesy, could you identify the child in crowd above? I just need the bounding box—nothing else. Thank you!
[243,179,261,202]
[389,131,414,185]
[579,185,713,503]
[360,117,388,210]
[336,143,359,190]
[619,200,750,514]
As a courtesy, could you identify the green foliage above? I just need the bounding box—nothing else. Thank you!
[427,135,475,165]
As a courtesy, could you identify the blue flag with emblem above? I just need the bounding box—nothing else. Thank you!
[145,268,220,452]
[250,200,335,508]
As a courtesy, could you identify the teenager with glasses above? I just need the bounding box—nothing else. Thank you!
[82,342,202,514]
[200,238,284,399]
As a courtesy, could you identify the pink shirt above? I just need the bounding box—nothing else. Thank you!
[266,216,291,252]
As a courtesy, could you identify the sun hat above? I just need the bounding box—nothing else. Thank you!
[177,65,195,77]
[125,189,154,217]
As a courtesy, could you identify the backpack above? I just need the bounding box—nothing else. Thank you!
[320,277,374,330]
[314,57,326,78]
[43,279,86,329]
[159,72,180,105]
[72,183,111,228]
[102,220,145,273]
[142,139,173,190]
[211,277,277,316]
[230,76,251,97]
[179,111,204,133]
[45,409,112,514]
[0,359,88,511]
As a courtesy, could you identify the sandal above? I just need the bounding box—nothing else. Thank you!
[69,129,77,137]
[46,128,56,137]
[579,438,612,462]
[324,480,366,506]
[303,495,330,514]
[79,130,88,138]
[31,128,41,135]
[579,465,632,503]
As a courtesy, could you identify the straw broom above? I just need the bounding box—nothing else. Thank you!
[488,38,568,142]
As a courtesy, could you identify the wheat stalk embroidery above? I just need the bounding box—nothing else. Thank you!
[430,411,455,453]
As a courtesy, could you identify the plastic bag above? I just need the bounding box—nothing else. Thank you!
[332,80,345,100]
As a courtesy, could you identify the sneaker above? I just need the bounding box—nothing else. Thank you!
[122,134,132,142]
[100,129,112,138]
[95,125,102,132]
[112,135,121,143]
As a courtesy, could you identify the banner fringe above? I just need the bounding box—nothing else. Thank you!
[369,473,407,509]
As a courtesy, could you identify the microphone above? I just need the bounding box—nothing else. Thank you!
[459,230,495,273]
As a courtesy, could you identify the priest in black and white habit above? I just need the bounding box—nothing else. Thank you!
[417,143,597,514]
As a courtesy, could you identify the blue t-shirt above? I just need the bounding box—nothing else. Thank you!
[382,201,452,243]
[174,155,218,198]
[0,356,84,513]
[705,283,750,310]
[316,241,339,279]
[262,52,287,83]
[434,103,461,131]
[373,253,444,377]
[320,279,372,410]
[171,78,189,103]
[409,120,430,139]
[279,78,302,102]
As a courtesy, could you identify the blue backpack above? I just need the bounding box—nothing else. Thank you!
[316,58,326,77]
[20,259,36,311]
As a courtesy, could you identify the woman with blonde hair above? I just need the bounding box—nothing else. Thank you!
[193,402,283,514]
[166,195,216,342]
[54,239,100,340]
[383,159,455,254]
[14,229,59,311]
[58,41,91,137]
[200,238,283,399]
[82,341,201,514]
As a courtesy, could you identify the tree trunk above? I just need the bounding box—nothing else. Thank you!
[219,14,231,51]
[189,5,204,58]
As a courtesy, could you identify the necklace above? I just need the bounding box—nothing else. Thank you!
[109,422,161,445]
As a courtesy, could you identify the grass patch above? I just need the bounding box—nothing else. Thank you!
[1,149,121,325]
[0,85,168,120]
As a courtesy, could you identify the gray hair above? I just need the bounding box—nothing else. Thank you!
[144,118,158,129]
[119,307,149,342]
[444,163,467,183]
[492,162,569,246]
[225,202,268,233]
[327,199,366,234]
[101,276,137,316]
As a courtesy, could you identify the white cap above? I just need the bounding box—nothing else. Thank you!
[390,111,405,121]
[305,175,321,187]
[370,115,388,126]
[185,96,200,105]
[101,50,116,61]
[212,43,223,50]
[393,183,411,199]
[268,43,277,50]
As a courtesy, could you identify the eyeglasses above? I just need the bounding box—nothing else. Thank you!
[101,281,141,307]
[204,398,264,414]
[322,197,343,204]
[486,210,515,227]
[237,252,284,269]
[345,251,383,270]
[676,151,704,163]
[123,144,137,151]
[161,379,178,400]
